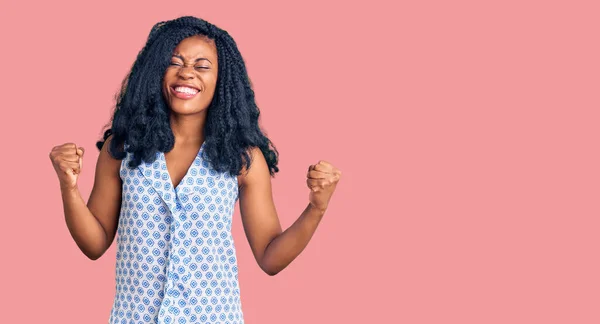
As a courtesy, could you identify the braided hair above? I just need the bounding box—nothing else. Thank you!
[97,16,279,176]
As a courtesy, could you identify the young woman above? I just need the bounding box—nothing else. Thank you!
[48,16,341,324]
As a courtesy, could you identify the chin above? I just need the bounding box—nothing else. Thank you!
[170,102,207,115]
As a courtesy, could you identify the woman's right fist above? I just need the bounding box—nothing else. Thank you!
[49,143,85,190]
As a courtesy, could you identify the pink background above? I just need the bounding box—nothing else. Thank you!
[1,0,599,323]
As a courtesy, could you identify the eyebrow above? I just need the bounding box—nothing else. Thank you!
[173,54,212,64]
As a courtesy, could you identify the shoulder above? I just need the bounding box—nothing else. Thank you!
[237,146,269,188]
[98,135,123,171]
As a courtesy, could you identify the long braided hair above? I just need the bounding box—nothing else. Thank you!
[97,16,279,176]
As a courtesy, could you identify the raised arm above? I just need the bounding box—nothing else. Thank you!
[49,135,122,260]
[238,147,341,275]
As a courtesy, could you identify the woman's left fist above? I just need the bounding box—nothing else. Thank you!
[307,160,342,212]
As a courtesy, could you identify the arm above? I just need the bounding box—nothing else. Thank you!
[51,136,122,260]
[238,147,341,275]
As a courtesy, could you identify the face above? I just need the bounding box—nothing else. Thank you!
[162,35,218,115]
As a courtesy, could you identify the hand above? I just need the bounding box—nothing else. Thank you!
[49,143,85,191]
[306,160,341,212]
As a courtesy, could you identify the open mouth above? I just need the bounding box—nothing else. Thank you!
[170,85,200,99]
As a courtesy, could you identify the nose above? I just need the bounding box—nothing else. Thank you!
[177,65,195,79]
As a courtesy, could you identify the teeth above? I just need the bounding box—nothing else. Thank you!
[174,87,199,95]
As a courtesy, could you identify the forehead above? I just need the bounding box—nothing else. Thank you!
[173,35,217,59]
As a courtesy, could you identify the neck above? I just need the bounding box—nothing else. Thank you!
[169,112,206,144]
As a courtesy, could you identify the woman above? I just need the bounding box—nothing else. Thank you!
[48,16,341,323]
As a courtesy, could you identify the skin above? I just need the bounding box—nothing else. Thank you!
[49,35,341,275]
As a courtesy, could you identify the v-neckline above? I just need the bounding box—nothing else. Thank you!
[162,141,205,191]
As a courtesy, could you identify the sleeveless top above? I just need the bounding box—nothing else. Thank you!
[109,143,244,324]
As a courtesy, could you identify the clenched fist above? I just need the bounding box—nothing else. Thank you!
[49,143,85,190]
[306,160,341,212]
